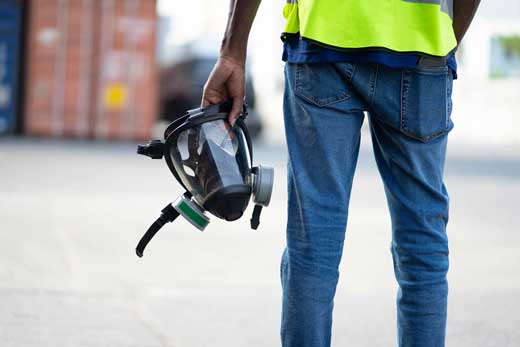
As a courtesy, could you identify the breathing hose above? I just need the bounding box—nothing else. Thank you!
[135,203,180,257]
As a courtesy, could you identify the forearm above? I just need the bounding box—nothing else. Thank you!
[220,0,261,64]
[453,0,481,44]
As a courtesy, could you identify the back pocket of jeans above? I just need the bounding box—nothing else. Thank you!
[400,66,453,142]
[294,63,352,107]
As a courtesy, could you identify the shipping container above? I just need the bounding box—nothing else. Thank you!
[0,0,23,134]
[23,0,158,140]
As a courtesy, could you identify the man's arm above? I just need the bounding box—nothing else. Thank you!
[453,0,481,44]
[202,0,262,124]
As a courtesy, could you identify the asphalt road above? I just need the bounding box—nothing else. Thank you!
[0,137,519,346]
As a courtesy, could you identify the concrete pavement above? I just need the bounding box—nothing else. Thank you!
[0,137,519,346]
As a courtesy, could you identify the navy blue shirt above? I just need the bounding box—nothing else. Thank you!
[282,37,457,77]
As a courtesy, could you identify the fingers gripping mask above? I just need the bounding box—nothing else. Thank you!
[135,101,274,257]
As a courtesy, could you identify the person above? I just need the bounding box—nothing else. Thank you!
[202,1,481,346]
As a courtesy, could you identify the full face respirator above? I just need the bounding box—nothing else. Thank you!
[135,101,274,257]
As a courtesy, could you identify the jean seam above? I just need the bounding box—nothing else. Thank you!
[297,92,351,108]
[345,62,357,83]
[400,70,408,133]
[414,65,450,75]
[294,63,300,91]
[444,74,448,128]
[369,64,379,107]
[287,158,307,242]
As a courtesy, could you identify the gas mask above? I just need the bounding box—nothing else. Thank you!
[135,101,274,257]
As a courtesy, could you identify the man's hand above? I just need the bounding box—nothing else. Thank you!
[202,56,245,126]
[200,0,260,125]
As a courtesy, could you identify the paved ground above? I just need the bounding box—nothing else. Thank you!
[0,136,519,346]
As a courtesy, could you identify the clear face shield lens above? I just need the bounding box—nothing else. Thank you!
[169,119,252,220]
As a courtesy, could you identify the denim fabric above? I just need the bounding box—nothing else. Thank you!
[281,62,453,347]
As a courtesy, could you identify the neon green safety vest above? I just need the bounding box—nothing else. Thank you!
[283,0,457,57]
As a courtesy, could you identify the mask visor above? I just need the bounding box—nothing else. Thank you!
[169,119,252,217]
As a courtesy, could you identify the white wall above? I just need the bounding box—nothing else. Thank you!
[452,16,520,149]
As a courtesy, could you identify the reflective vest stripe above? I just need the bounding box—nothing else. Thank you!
[403,0,453,19]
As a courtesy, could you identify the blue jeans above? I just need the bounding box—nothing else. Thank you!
[281,62,453,347]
